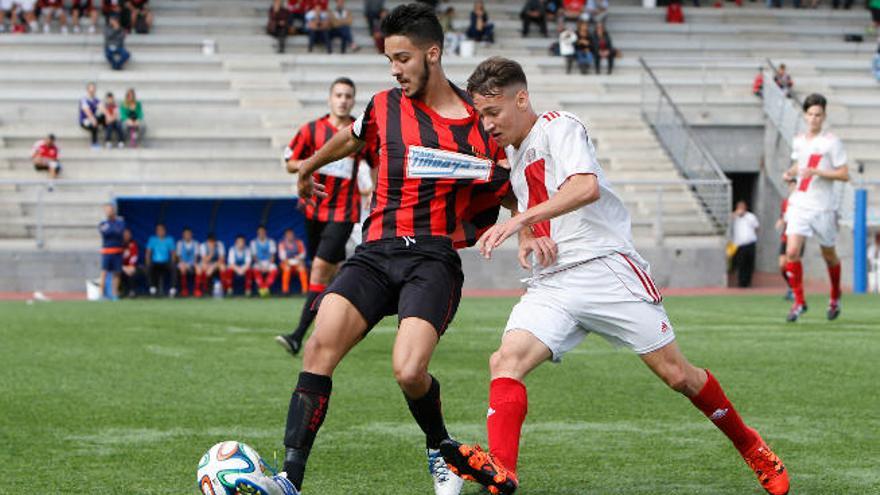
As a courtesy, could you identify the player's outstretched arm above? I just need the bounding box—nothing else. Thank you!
[478,173,599,259]
[297,127,365,199]
[805,164,849,182]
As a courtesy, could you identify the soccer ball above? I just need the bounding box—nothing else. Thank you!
[197,441,298,495]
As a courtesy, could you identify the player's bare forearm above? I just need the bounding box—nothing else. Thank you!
[815,165,850,182]
[299,128,364,177]
[519,173,599,227]
[285,159,306,174]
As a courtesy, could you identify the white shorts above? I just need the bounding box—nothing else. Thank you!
[505,253,676,362]
[785,207,838,247]
[254,260,277,272]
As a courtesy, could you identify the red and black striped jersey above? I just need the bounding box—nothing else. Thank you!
[351,83,510,247]
[285,114,362,223]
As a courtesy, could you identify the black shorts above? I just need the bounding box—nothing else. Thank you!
[305,219,354,264]
[872,8,880,24]
[318,236,464,335]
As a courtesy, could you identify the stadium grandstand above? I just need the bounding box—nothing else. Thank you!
[0,0,877,294]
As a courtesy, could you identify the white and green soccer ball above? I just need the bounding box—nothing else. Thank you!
[197,441,299,495]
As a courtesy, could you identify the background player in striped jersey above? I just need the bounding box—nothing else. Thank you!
[176,227,199,297]
[782,93,849,322]
[198,233,225,296]
[251,225,279,298]
[437,57,789,495]
[276,77,365,355]
[279,4,509,494]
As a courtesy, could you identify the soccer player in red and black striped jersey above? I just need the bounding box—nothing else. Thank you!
[275,77,364,356]
[280,4,510,495]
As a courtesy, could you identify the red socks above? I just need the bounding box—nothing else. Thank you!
[689,370,759,455]
[828,263,841,301]
[487,378,528,473]
[785,261,805,306]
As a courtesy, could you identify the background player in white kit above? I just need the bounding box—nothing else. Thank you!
[782,93,849,322]
[438,57,789,495]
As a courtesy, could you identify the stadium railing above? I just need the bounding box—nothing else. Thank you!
[639,57,731,235]
[0,178,729,248]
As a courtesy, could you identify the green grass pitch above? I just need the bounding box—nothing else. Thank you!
[2,294,878,494]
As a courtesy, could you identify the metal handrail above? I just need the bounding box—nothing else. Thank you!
[639,57,728,181]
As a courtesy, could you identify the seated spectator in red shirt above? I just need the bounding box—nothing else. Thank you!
[31,134,62,179]
[559,0,585,29]
[120,227,141,298]
[590,21,615,74]
[268,0,290,53]
[100,92,125,148]
[752,67,764,97]
[126,0,152,33]
[39,0,69,33]
[286,0,310,34]
[305,2,331,53]
[71,0,99,34]
[466,0,494,43]
[278,228,308,295]
[7,0,38,32]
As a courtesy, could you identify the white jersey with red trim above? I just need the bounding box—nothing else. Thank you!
[506,110,643,276]
[788,131,847,212]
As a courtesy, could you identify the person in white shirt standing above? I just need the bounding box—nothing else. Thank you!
[437,56,789,495]
[782,93,849,322]
[730,200,760,288]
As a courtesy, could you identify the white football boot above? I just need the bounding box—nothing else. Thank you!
[427,448,464,495]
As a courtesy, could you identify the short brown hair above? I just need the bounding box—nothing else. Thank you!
[802,93,826,113]
[467,56,528,97]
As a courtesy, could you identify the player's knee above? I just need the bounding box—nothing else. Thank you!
[392,362,426,390]
[659,364,690,394]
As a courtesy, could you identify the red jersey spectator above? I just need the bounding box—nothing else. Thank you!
[71,0,99,33]
[126,0,152,33]
[268,0,290,53]
[752,67,764,97]
[100,92,125,147]
[39,0,68,33]
[120,227,141,298]
[31,134,62,179]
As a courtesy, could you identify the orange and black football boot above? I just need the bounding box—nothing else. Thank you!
[742,433,790,495]
[439,439,518,495]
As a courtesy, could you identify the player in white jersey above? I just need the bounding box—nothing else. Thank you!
[782,93,849,322]
[437,57,789,495]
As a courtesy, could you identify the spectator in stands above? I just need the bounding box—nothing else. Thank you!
[79,82,102,149]
[871,0,880,33]
[176,227,199,297]
[40,0,69,33]
[98,203,125,300]
[268,0,290,53]
[121,88,145,148]
[567,20,594,74]
[120,227,140,298]
[869,231,880,293]
[874,44,880,82]
[13,0,38,32]
[363,0,383,33]
[198,233,225,297]
[279,228,308,295]
[730,200,759,288]
[250,225,278,297]
[590,21,615,74]
[146,223,176,297]
[752,66,764,98]
[466,1,494,44]
[520,0,548,37]
[305,2,331,53]
[585,0,608,25]
[126,0,152,33]
[544,0,560,23]
[370,7,388,53]
[224,234,253,296]
[329,0,359,53]
[101,0,124,26]
[436,0,463,54]
[31,133,62,179]
[71,0,98,34]
[104,15,130,71]
[558,0,585,30]
[773,63,793,97]
[100,92,124,148]
[286,0,308,34]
